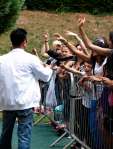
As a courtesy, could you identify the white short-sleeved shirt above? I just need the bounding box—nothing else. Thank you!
[0,48,53,110]
[94,58,107,99]
[94,58,107,76]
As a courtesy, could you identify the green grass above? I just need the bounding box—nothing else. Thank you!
[0,10,113,57]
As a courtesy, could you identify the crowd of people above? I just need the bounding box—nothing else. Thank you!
[0,16,113,149]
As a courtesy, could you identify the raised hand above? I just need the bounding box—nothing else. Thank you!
[65,30,82,42]
[78,16,86,28]
[65,31,77,37]
[43,32,49,41]
[53,33,67,43]
[53,33,62,39]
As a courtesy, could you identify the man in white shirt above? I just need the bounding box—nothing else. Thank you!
[0,28,53,149]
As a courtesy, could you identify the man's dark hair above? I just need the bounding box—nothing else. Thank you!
[10,28,27,47]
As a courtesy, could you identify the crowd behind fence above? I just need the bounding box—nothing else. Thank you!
[29,15,113,149]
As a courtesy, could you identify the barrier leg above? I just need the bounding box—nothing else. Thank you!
[33,110,55,126]
[71,134,91,149]
[63,138,76,149]
[33,115,46,126]
[50,131,68,147]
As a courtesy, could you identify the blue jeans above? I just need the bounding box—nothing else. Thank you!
[89,100,104,149]
[0,108,33,149]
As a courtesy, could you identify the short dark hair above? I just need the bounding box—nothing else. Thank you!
[10,28,27,46]
[93,37,108,48]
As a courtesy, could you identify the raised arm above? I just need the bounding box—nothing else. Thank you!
[60,64,83,75]
[78,16,112,56]
[65,30,89,55]
[54,33,91,61]
[41,33,50,57]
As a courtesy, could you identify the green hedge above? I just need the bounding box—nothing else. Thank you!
[25,0,113,13]
[0,0,25,34]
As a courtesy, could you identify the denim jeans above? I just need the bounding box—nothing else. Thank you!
[0,108,33,149]
[89,100,104,149]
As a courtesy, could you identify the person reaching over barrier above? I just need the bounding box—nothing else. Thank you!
[60,63,84,76]
[54,32,91,62]
[41,32,63,66]
[65,31,88,70]
[59,29,108,97]
[65,30,89,56]
[0,28,53,149]
[78,16,113,56]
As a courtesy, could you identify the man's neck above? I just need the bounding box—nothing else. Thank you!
[13,45,24,49]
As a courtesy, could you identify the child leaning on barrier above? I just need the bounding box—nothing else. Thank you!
[60,61,95,146]
[62,61,103,147]
[78,61,96,145]
[54,43,76,131]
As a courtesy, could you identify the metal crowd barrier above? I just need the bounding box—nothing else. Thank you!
[50,73,113,149]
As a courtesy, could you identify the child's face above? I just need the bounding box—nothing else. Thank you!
[84,62,92,72]
[62,46,72,56]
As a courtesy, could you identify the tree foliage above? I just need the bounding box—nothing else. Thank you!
[25,0,113,14]
[0,0,25,34]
